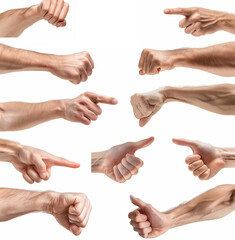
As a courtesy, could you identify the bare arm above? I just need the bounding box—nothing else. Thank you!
[0,6,41,37]
[129,185,235,238]
[164,7,235,36]
[0,138,79,184]
[131,84,235,127]
[0,44,94,84]
[0,92,117,131]
[0,188,91,236]
[0,0,69,37]
[139,42,235,77]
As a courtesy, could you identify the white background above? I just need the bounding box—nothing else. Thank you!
[0,0,235,239]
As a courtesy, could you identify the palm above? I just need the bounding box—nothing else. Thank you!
[143,205,168,238]
[191,141,224,178]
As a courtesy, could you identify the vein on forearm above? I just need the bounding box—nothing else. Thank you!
[164,84,235,115]
[167,185,235,228]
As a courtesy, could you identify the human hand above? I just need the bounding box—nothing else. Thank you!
[92,137,154,183]
[164,7,224,37]
[131,90,166,127]
[49,192,91,236]
[138,49,175,75]
[173,138,225,180]
[13,145,79,184]
[49,52,95,84]
[37,0,69,27]
[129,195,169,238]
[62,91,118,125]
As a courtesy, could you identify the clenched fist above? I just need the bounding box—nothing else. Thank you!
[129,195,169,238]
[173,138,226,180]
[92,137,154,183]
[49,52,95,84]
[164,7,227,37]
[49,192,92,236]
[63,92,118,125]
[138,49,175,75]
[131,89,166,127]
[37,0,69,27]
[13,145,79,184]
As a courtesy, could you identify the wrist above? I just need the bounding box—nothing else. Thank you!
[217,147,235,168]
[0,140,23,163]
[31,191,58,214]
[91,151,107,173]
[217,13,235,32]
[159,86,177,103]
[166,49,193,69]
[23,5,42,22]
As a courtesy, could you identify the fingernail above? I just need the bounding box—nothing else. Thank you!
[112,98,118,104]
[41,172,47,179]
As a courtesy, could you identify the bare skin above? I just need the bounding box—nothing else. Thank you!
[0,188,91,236]
[131,84,235,127]
[129,184,235,238]
[0,0,69,37]
[0,138,79,184]
[139,42,235,77]
[164,7,235,36]
[173,138,235,180]
[0,44,94,84]
[91,137,154,183]
[0,91,117,131]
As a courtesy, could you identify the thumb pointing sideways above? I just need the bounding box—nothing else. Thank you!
[132,136,155,152]
[172,138,197,151]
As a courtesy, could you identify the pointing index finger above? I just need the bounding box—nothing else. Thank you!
[43,157,80,168]
[164,8,193,16]
[86,92,118,105]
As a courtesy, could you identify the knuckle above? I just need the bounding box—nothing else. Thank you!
[84,91,92,97]
[64,2,70,8]
[82,51,90,58]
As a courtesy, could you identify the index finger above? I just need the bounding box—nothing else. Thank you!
[164,8,193,16]
[43,156,80,168]
[86,92,118,105]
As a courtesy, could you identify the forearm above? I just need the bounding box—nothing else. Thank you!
[170,42,235,77]
[0,6,42,37]
[161,84,235,115]
[0,139,22,162]
[0,100,65,131]
[0,188,54,221]
[165,184,235,228]
[0,44,55,74]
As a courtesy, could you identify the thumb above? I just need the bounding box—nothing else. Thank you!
[130,195,147,209]
[139,116,151,127]
[132,136,154,152]
[172,138,197,151]
[43,156,80,168]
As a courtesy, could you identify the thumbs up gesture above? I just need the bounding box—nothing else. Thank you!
[173,138,225,180]
[91,137,154,183]
[128,195,169,238]
[12,145,80,184]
